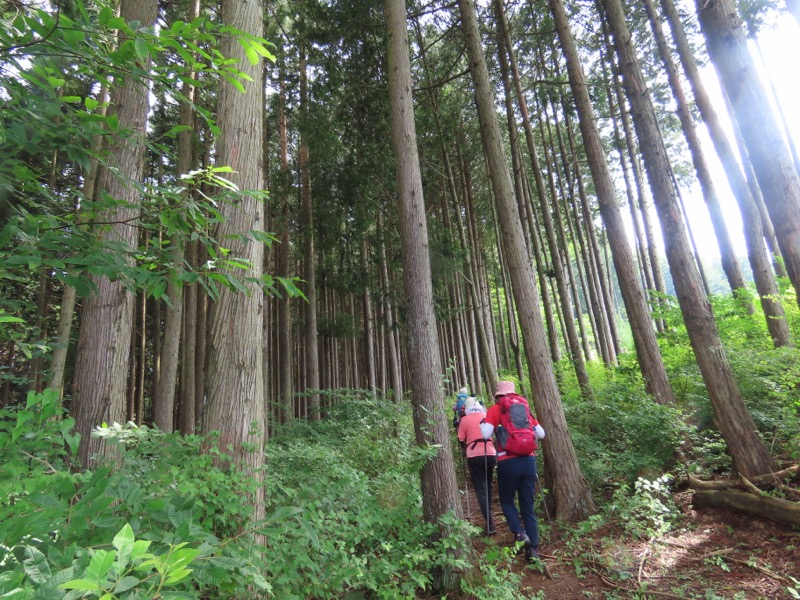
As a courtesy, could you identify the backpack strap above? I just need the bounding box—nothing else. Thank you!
[468,438,490,451]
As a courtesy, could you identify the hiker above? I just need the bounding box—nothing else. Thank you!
[452,387,469,429]
[457,396,497,534]
[480,380,545,562]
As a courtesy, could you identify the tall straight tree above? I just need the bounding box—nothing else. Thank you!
[659,0,789,347]
[299,39,320,420]
[642,0,746,298]
[457,0,594,521]
[601,0,776,477]
[696,0,800,309]
[277,69,293,423]
[203,0,267,521]
[71,0,157,465]
[494,1,592,398]
[153,0,201,432]
[548,0,675,404]
[384,0,465,592]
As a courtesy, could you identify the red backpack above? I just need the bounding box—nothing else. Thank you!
[496,394,536,456]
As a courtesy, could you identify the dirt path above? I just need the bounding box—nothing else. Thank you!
[464,490,800,599]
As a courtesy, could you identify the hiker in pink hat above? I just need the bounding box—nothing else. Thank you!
[480,380,545,562]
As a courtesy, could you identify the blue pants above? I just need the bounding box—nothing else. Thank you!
[496,455,539,548]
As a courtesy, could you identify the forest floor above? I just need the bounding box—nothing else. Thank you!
[461,489,800,599]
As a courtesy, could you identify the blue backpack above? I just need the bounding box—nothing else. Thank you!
[452,392,468,428]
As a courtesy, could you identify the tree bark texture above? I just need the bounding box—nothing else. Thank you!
[385,0,466,591]
[495,0,592,398]
[299,43,320,420]
[203,0,266,522]
[657,0,794,345]
[71,0,157,466]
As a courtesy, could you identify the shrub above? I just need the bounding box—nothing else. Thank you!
[0,390,267,599]
[565,378,683,489]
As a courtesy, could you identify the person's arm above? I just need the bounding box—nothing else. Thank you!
[534,423,545,440]
[480,404,499,439]
[457,418,467,442]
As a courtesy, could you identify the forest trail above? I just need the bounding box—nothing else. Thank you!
[461,489,799,599]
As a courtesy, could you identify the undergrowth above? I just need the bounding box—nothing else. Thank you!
[0,389,527,599]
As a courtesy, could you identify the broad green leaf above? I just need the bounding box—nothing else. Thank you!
[150,280,167,300]
[130,540,152,562]
[238,39,258,65]
[134,37,149,62]
[105,16,127,30]
[248,39,276,61]
[0,316,24,324]
[113,575,140,594]
[226,76,245,93]
[164,567,192,584]
[59,579,101,591]
[112,524,135,566]
[86,549,116,582]
[98,7,113,25]
[22,546,51,584]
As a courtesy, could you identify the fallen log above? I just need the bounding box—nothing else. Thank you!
[692,489,800,526]
[684,465,799,491]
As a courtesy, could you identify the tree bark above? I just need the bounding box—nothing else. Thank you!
[693,489,800,526]
[47,284,76,398]
[361,239,377,392]
[299,42,320,420]
[277,71,293,423]
[602,0,777,476]
[385,0,466,591]
[203,0,266,523]
[71,0,157,466]
[153,0,198,431]
[659,0,789,345]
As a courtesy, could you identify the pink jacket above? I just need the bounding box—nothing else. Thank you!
[458,411,497,458]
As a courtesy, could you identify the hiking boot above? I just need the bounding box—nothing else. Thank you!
[524,545,539,562]
[514,532,531,553]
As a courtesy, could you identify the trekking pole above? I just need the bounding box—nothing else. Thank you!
[483,439,491,535]
[461,444,471,518]
[534,467,555,537]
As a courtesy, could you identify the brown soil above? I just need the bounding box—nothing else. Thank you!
[463,490,800,599]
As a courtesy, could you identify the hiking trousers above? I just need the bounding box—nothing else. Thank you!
[496,455,539,548]
[467,455,497,530]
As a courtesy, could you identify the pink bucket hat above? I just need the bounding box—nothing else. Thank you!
[494,380,515,397]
